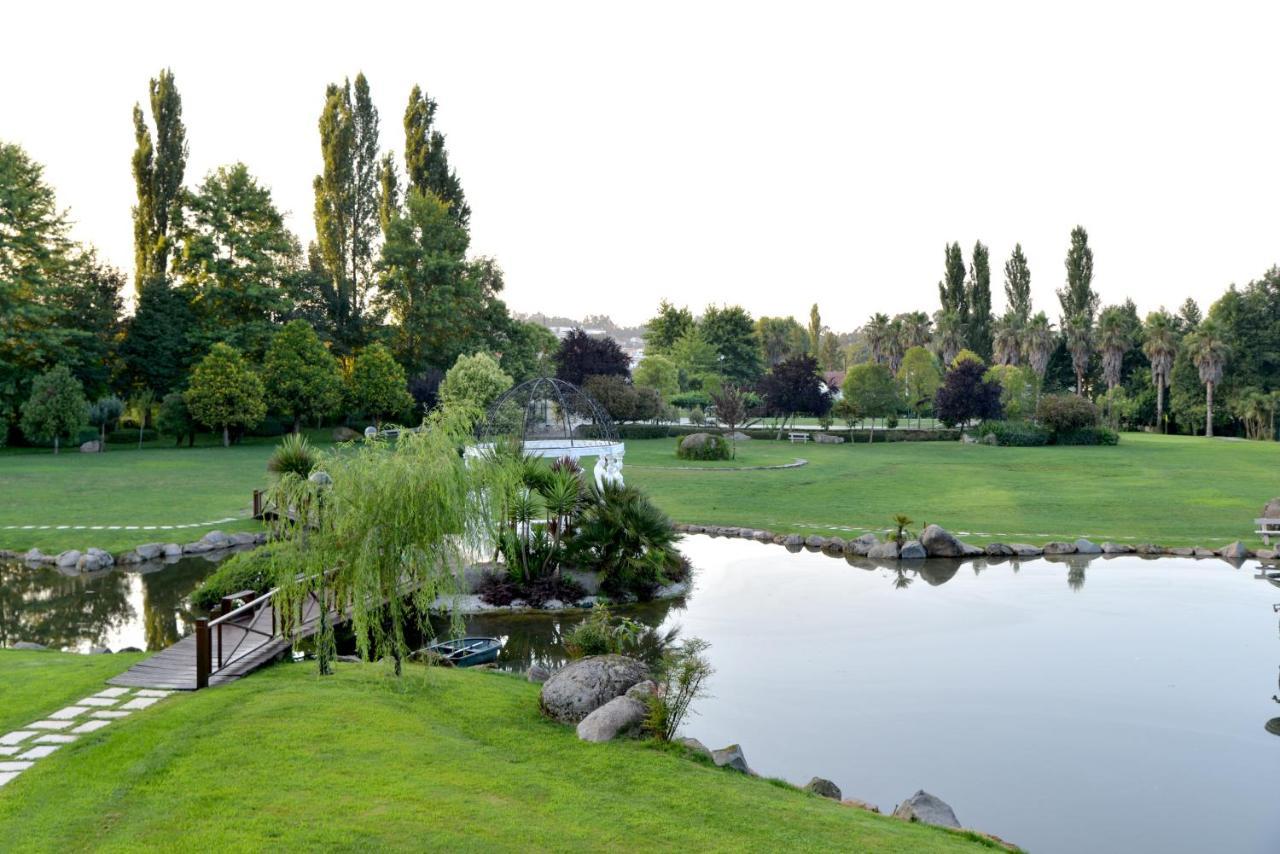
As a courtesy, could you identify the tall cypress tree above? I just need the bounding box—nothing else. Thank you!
[1003,243,1032,322]
[966,241,993,362]
[1058,225,1098,329]
[938,242,968,331]
[131,69,187,291]
[378,151,400,235]
[403,85,470,228]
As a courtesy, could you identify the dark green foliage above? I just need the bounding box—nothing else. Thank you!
[973,420,1050,446]
[268,433,319,479]
[119,282,194,395]
[156,391,196,446]
[403,84,470,228]
[582,374,660,422]
[675,434,731,461]
[563,604,678,667]
[644,301,695,355]
[1003,244,1032,322]
[938,242,968,333]
[189,548,276,612]
[131,68,187,289]
[699,305,763,384]
[474,571,587,609]
[1054,426,1119,445]
[1058,225,1098,328]
[554,329,630,387]
[105,428,157,444]
[933,359,1002,428]
[669,391,712,409]
[578,423,674,440]
[567,482,686,600]
[1035,393,1099,433]
[966,241,992,362]
[644,637,714,741]
[757,355,832,425]
[20,365,87,453]
[262,320,343,432]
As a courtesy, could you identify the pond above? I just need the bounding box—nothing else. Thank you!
[458,536,1280,854]
[0,551,239,653]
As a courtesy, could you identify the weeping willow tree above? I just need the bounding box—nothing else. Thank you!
[264,407,506,676]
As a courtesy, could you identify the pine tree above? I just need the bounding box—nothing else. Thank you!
[966,241,993,362]
[403,85,470,227]
[1058,226,1098,329]
[131,69,187,290]
[1003,243,1032,322]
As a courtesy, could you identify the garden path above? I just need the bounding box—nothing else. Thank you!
[2,516,238,534]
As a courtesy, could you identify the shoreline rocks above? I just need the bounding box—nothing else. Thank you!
[892,790,961,828]
[539,655,649,724]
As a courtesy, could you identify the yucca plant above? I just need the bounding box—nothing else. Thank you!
[267,433,318,479]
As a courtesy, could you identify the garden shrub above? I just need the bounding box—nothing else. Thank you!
[106,428,157,444]
[189,548,277,612]
[567,482,688,600]
[563,604,679,666]
[247,417,289,437]
[475,570,586,608]
[267,433,319,479]
[974,420,1050,446]
[1036,394,1099,433]
[1054,426,1120,445]
[576,423,672,440]
[675,433,730,461]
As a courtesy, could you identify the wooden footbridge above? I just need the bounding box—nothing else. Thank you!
[109,583,339,691]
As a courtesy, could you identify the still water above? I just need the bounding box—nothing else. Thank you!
[462,536,1280,854]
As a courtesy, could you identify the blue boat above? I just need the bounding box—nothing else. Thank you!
[425,636,502,667]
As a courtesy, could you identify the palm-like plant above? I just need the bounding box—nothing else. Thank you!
[886,316,906,374]
[865,313,892,366]
[900,311,932,349]
[1186,321,1229,437]
[1142,311,1178,434]
[932,310,963,366]
[1064,313,1091,396]
[992,312,1023,366]
[1096,306,1129,392]
[1023,312,1056,402]
[566,481,685,600]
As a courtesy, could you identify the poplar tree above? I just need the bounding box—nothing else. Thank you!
[378,151,400,235]
[966,241,993,362]
[1003,243,1032,322]
[131,69,187,290]
[807,304,822,354]
[1058,225,1098,329]
[938,242,968,332]
[403,85,470,227]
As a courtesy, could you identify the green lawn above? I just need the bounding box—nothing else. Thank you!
[4,431,1279,553]
[0,651,1000,853]
[0,648,145,733]
[0,431,333,553]
[622,433,1280,547]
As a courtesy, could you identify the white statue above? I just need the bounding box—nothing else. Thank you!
[594,454,624,491]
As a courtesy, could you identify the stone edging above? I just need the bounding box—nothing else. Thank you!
[627,458,808,473]
[674,523,1276,562]
[2,529,268,575]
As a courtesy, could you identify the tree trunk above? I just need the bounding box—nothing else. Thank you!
[222,425,230,448]
[293,414,302,434]
[101,424,107,452]
[868,419,875,444]
[1205,382,1214,438]
[1156,383,1165,434]
[54,436,60,455]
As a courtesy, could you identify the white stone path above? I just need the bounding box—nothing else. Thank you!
[2,517,237,533]
[0,687,173,789]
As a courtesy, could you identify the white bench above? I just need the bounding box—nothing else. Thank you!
[788,432,809,443]
[1255,518,1280,545]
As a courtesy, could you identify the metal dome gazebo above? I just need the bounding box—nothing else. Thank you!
[466,377,626,488]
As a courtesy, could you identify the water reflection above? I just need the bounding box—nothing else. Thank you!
[0,552,235,652]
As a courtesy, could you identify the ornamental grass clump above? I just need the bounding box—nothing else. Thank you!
[563,604,679,666]
[267,432,319,479]
[644,637,714,742]
[264,406,501,676]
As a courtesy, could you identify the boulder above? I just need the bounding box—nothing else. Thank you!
[804,535,828,549]
[985,543,1014,556]
[919,525,982,558]
[804,777,842,800]
[727,431,751,441]
[711,744,750,774]
[1135,544,1163,555]
[625,680,658,700]
[899,540,926,560]
[822,537,847,555]
[332,426,361,442]
[200,530,231,549]
[76,554,104,573]
[55,550,82,569]
[1217,541,1249,559]
[813,432,845,444]
[892,790,960,828]
[1256,548,1278,560]
[135,542,164,561]
[162,543,182,557]
[87,547,113,566]
[576,695,648,742]
[182,541,214,554]
[1100,542,1133,554]
[80,440,101,453]
[1008,543,1043,556]
[11,641,47,650]
[678,737,713,760]
[1042,541,1077,555]
[867,541,899,560]
[678,433,718,455]
[22,548,47,564]
[752,529,773,542]
[846,533,879,557]
[1073,538,1102,555]
[1193,547,1216,558]
[229,532,259,547]
[527,664,552,684]
[539,655,650,723]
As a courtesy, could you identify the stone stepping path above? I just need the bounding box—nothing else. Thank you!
[3,517,237,533]
[0,687,173,789]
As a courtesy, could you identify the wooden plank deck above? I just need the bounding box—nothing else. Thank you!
[108,594,333,691]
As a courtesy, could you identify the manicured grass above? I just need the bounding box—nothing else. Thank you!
[0,431,332,553]
[0,652,1000,853]
[0,649,145,733]
[622,432,1280,547]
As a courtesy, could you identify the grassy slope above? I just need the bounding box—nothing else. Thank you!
[0,649,145,732]
[0,652,998,853]
[0,431,332,553]
[623,432,1280,546]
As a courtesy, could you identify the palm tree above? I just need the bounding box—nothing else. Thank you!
[1064,313,1091,396]
[1141,310,1178,434]
[1024,312,1055,403]
[887,316,906,374]
[932,310,963,367]
[1095,306,1130,425]
[1186,322,1229,437]
[992,312,1022,366]
[899,311,932,350]
[865,313,891,366]
[1234,390,1269,440]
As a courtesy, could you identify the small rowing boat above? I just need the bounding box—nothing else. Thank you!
[424,636,502,667]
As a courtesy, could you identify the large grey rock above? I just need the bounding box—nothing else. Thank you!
[804,777,842,800]
[55,550,82,568]
[751,529,772,542]
[162,543,182,557]
[898,540,926,559]
[182,541,214,554]
[1073,538,1102,554]
[1008,543,1043,556]
[76,553,104,573]
[1168,547,1194,556]
[200,530,231,549]
[23,548,47,564]
[576,695,648,742]
[867,540,899,560]
[11,641,47,650]
[919,525,982,558]
[804,535,828,549]
[539,655,649,723]
[1256,548,1278,560]
[678,737,713,760]
[1042,541,1077,555]
[135,542,164,560]
[332,426,361,442]
[1193,547,1216,558]
[80,440,101,453]
[813,432,844,444]
[985,543,1014,556]
[527,664,552,684]
[711,743,750,773]
[625,680,658,700]
[1217,541,1249,559]
[87,547,113,567]
[821,537,846,555]
[846,533,879,557]
[892,790,960,828]
[782,534,804,548]
[1101,542,1133,554]
[678,432,719,455]
[229,532,259,547]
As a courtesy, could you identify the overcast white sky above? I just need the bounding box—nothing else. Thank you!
[3,1,1278,329]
